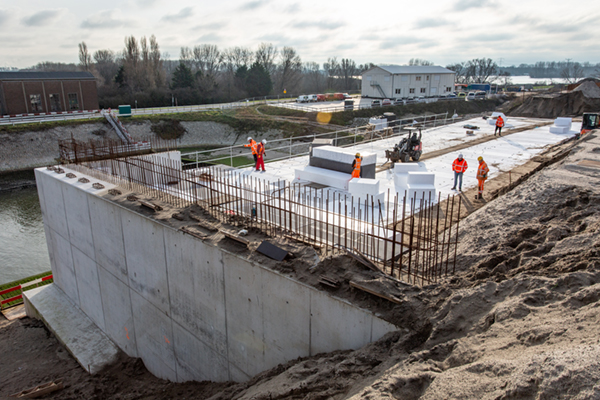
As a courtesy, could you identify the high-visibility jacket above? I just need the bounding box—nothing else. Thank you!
[256,142,265,157]
[496,116,504,128]
[477,161,489,180]
[452,158,468,173]
[244,140,258,155]
[351,157,362,178]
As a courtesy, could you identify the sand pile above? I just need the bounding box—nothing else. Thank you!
[573,80,600,98]
[508,90,600,118]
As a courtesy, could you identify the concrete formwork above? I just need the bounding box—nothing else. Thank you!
[34,166,398,383]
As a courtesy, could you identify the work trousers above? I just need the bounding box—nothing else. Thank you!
[495,126,502,135]
[453,171,464,189]
[478,179,485,194]
[256,155,265,171]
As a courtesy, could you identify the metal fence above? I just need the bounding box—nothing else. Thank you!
[66,154,461,286]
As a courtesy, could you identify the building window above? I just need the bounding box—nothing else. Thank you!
[416,76,422,81]
[68,93,79,110]
[30,94,42,112]
[49,94,61,112]
[446,87,452,92]
[420,88,426,93]
[395,88,401,94]
[409,88,415,94]
[426,75,430,81]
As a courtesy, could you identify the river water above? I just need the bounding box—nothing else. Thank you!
[0,171,51,286]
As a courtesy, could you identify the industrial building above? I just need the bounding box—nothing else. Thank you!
[361,65,456,99]
[0,71,99,116]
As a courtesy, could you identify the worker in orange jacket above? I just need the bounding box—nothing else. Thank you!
[495,115,504,136]
[255,139,266,172]
[244,137,258,164]
[476,156,489,199]
[451,153,467,191]
[351,153,362,178]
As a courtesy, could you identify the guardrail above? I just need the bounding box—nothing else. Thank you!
[180,112,450,169]
[0,274,53,310]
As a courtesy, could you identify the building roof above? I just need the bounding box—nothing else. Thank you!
[364,65,456,75]
[0,71,96,81]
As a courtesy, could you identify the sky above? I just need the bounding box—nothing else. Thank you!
[1,0,599,69]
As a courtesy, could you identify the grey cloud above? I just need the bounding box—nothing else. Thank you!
[81,10,130,29]
[161,7,194,23]
[414,18,450,29]
[290,20,345,30]
[462,33,515,42]
[284,3,301,13]
[190,21,228,31]
[196,33,223,42]
[137,0,160,6]
[22,9,64,26]
[379,35,434,50]
[239,0,270,11]
[453,0,495,11]
[508,15,585,35]
[0,9,11,27]
[360,33,381,41]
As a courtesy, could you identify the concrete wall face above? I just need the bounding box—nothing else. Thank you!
[35,167,398,383]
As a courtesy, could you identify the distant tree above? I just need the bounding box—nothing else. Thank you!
[359,62,376,72]
[467,58,498,83]
[171,62,195,89]
[447,62,470,83]
[408,58,434,66]
[192,44,222,95]
[246,61,272,98]
[561,59,584,84]
[149,35,165,88]
[93,49,119,86]
[78,41,92,71]
[255,43,278,77]
[275,46,303,94]
[303,61,324,93]
[339,58,358,90]
[323,57,340,90]
[114,65,126,88]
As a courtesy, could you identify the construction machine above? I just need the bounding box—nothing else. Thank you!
[385,127,422,164]
[581,113,600,136]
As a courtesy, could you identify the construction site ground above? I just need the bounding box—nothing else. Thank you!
[2,128,600,398]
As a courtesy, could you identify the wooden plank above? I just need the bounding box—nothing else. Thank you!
[354,248,380,271]
[139,200,162,212]
[349,281,402,304]
[2,304,27,320]
[10,379,64,398]
[180,226,209,240]
[220,230,250,246]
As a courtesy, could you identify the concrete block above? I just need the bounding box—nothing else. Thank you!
[122,211,170,314]
[131,290,177,382]
[262,271,311,371]
[62,182,95,260]
[407,171,435,186]
[72,246,105,331]
[295,166,351,191]
[371,316,398,342]
[223,252,266,378]
[98,266,138,357]
[555,117,572,127]
[35,169,69,239]
[172,322,230,382]
[310,290,371,355]
[89,197,128,284]
[164,229,228,358]
[46,228,80,306]
[550,125,570,134]
[24,284,119,374]
[369,117,387,131]
[312,145,377,166]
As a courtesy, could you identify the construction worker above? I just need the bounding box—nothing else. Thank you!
[244,137,258,164]
[351,153,362,178]
[255,139,267,172]
[495,115,504,136]
[451,153,467,191]
[476,156,489,199]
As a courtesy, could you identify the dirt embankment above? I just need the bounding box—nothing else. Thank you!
[506,90,600,119]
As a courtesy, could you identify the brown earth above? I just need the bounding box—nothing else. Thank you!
[3,134,600,397]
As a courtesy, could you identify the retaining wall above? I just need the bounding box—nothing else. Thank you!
[34,166,397,382]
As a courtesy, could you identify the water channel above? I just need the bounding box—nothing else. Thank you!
[0,171,50,286]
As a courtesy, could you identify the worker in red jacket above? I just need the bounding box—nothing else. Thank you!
[495,115,504,136]
[476,156,489,199]
[451,153,468,191]
[255,139,266,172]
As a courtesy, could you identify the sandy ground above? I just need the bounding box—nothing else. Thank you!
[2,130,600,399]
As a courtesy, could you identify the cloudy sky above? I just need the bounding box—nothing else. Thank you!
[1,0,598,69]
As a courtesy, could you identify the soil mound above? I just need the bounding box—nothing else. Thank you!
[573,80,600,98]
[508,90,600,118]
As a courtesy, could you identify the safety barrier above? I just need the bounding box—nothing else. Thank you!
[0,274,53,310]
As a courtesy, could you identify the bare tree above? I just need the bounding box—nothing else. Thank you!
[255,43,278,76]
[339,58,358,91]
[179,47,194,69]
[149,35,164,88]
[323,57,340,90]
[275,46,302,94]
[221,46,254,98]
[93,49,118,86]
[78,42,92,71]
[303,61,324,93]
[561,59,584,84]
[123,36,143,91]
[408,58,433,66]
[192,45,222,80]
[467,58,498,83]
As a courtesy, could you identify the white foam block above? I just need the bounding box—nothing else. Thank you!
[407,171,435,186]
[549,125,570,134]
[312,145,377,165]
[295,165,351,190]
[349,178,381,196]
[406,186,437,202]
[554,117,572,127]
[393,162,427,174]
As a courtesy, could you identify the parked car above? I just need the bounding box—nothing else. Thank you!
[334,93,345,101]
[307,94,317,102]
[343,93,352,99]
[446,92,457,98]
[371,100,381,107]
[392,99,404,105]
[316,94,326,102]
[474,91,487,100]
[382,99,392,106]
[457,92,467,98]
[465,92,476,101]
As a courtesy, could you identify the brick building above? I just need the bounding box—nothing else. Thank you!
[0,71,99,115]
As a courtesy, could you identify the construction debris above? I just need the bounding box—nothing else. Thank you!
[9,379,64,399]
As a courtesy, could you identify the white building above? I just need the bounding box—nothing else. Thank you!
[361,65,456,99]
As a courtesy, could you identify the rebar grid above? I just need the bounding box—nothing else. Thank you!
[67,154,460,286]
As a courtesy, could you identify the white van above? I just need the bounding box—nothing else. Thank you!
[307,94,317,102]
[296,95,309,103]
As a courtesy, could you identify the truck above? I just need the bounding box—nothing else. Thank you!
[467,83,491,92]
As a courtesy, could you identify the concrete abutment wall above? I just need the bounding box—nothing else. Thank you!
[35,167,397,382]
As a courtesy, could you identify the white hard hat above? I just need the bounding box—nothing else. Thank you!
[262,139,267,144]
[458,153,463,158]
[247,137,252,141]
